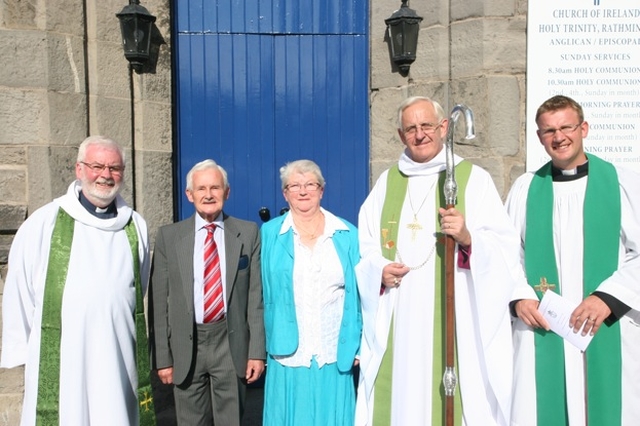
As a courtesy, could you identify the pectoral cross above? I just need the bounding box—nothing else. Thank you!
[534,277,556,294]
[140,391,153,412]
[406,216,422,242]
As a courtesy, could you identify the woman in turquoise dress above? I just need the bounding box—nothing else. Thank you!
[261,159,362,426]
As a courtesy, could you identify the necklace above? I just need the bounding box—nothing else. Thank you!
[396,242,436,270]
[292,215,323,240]
[406,181,433,242]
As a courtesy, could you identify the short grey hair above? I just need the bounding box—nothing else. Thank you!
[279,159,325,190]
[396,96,446,130]
[77,136,125,164]
[185,159,229,191]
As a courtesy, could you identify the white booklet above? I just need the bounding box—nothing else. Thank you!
[537,290,594,352]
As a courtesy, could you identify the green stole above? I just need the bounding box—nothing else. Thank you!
[525,153,621,425]
[36,208,156,425]
[373,161,472,426]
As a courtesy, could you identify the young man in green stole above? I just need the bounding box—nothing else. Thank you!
[355,96,522,425]
[507,95,640,425]
[1,136,155,425]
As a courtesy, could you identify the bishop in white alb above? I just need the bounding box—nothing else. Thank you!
[355,150,522,426]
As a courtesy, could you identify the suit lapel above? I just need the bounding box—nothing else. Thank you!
[176,217,196,305]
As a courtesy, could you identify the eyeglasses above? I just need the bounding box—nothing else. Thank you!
[539,123,582,139]
[403,121,443,137]
[80,161,125,175]
[285,182,321,192]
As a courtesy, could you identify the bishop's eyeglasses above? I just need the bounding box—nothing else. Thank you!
[402,121,444,137]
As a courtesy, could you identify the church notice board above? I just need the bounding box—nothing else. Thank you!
[526,1,640,173]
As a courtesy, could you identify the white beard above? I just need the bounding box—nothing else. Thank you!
[81,177,121,205]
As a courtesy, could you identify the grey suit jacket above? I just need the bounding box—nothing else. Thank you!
[148,213,266,385]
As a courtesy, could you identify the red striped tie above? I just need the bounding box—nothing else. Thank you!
[203,224,224,323]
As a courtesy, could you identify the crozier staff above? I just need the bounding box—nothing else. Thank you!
[442,103,475,426]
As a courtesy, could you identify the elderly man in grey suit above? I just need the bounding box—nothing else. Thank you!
[148,159,266,426]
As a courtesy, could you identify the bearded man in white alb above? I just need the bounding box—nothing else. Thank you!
[1,136,154,425]
[355,96,522,426]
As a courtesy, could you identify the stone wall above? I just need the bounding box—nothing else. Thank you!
[0,0,530,423]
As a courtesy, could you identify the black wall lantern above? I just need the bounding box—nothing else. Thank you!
[116,0,157,73]
[385,0,423,76]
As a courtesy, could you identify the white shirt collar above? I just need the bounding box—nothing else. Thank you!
[279,207,348,236]
[194,212,224,232]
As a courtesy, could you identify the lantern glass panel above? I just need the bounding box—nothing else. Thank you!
[403,21,419,56]
[388,23,403,58]
[119,15,152,59]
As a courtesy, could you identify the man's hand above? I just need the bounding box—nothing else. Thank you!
[569,295,611,336]
[515,299,550,330]
[439,207,471,247]
[245,359,265,384]
[157,367,174,385]
[382,263,410,288]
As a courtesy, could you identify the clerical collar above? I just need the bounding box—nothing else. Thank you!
[551,161,588,182]
[79,191,117,219]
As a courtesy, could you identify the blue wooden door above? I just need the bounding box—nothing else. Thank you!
[174,0,369,225]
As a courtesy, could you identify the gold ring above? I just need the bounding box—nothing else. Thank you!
[588,317,595,322]
[393,278,398,285]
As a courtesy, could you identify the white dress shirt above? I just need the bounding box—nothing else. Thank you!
[274,208,348,368]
